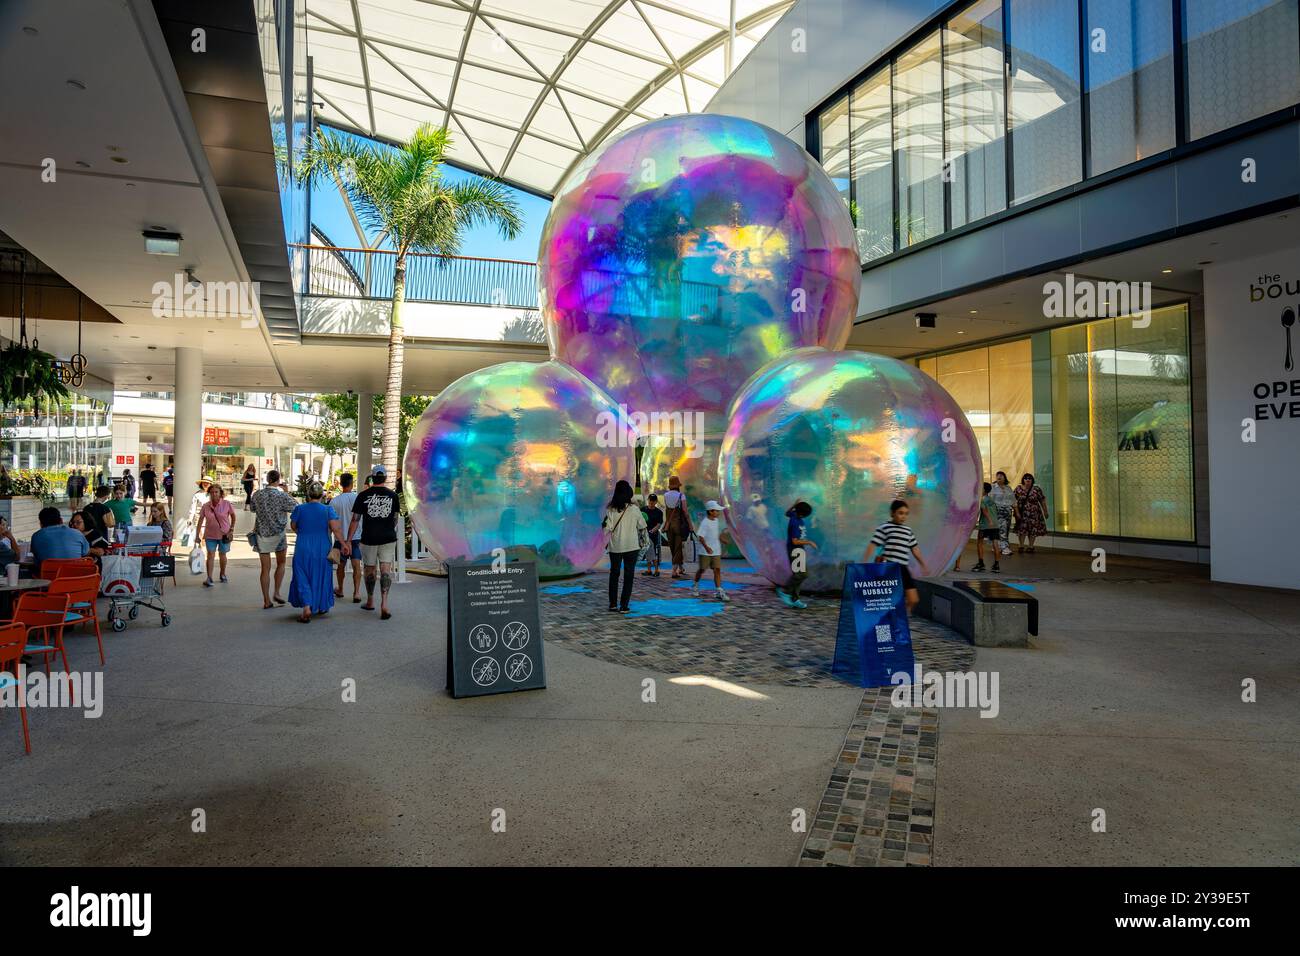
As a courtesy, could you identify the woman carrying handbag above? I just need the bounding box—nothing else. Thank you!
[602,479,648,614]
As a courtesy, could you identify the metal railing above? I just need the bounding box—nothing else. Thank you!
[294,243,539,309]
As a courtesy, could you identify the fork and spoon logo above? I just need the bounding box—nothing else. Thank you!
[1283,307,1296,372]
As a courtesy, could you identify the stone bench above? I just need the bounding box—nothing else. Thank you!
[914,579,1035,648]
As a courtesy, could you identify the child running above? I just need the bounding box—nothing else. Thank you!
[868,499,930,614]
[691,500,730,602]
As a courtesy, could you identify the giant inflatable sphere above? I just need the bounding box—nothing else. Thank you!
[538,113,860,427]
[402,360,636,578]
[719,349,983,591]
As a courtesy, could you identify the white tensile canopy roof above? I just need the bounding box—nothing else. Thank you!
[302,0,794,196]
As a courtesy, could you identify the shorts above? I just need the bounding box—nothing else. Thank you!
[205,538,231,554]
[883,561,915,590]
[361,542,397,566]
[253,531,287,554]
[336,539,362,561]
[697,553,721,570]
[979,528,1000,540]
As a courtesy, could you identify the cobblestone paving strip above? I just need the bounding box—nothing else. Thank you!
[537,563,974,867]
[540,567,971,688]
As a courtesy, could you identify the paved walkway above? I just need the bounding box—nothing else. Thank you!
[0,536,1295,866]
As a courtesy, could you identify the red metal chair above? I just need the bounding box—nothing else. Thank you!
[42,558,97,581]
[46,574,105,666]
[0,622,30,754]
[1,592,75,704]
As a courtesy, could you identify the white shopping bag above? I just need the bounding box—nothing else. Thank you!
[189,547,204,575]
[101,553,142,595]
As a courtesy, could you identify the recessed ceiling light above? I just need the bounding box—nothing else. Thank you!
[142,229,182,255]
[956,330,965,334]
[968,309,978,314]
[75,160,91,169]
[110,156,129,165]
[22,26,38,36]
[1161,268,1173,274]
[66,79,86,90]
[1197,260,1213,266]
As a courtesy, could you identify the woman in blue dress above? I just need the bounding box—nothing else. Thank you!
[289,482,346,623]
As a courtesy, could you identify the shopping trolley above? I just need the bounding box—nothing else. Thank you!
[103,526,174,631]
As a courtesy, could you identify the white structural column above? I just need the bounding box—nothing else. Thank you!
[174,347,203,502]
[356,392,374,479]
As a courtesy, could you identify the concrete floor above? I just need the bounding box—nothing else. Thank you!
[2,534,1296,866]
[937,548,1300,865]
[0,556,861,865]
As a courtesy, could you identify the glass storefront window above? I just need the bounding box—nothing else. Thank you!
[851,68,895,262]
[919,339,1035,484]
[1085,0,1176,174]
[894,33,945,246]
[945,0,1008,229]
[1182,0,1300,140]
[1050,305,1193,540]
[1007,0,1082,202]
[916,305,1192,542]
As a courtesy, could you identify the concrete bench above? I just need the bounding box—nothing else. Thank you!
[914,579,1035,648]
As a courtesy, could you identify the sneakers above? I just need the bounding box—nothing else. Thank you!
[792,599,808,609]
[203,578,214,588]
[690,584,700,596]
[716,589,729,602]
[991,562,1000,573]
[972,561,986,572]
[1000,546,1012,555]
[776,588,796,608]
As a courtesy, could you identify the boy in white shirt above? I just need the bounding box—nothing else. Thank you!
[691,500,731,602]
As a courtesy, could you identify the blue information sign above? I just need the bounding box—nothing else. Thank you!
[833,563,915,687]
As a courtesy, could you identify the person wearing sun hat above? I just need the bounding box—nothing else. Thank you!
[690,500,731,602]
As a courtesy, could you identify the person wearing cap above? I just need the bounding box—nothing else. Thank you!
[347,464,399,620]
[690,500,731,602]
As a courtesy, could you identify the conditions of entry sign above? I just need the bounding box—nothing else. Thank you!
[446,559,546,698]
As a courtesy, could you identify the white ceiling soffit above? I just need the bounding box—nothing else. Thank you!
[303,0,795,196]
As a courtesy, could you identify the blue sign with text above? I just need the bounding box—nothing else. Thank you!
[833,563,915,688]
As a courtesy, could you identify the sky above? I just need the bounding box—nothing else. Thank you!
[307,129,552,262]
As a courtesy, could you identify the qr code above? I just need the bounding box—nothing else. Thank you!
[875,624,892,643]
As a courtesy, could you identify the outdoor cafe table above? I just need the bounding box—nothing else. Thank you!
[0,578,50,618]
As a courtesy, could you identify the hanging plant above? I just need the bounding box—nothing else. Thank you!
[0,342,71,406]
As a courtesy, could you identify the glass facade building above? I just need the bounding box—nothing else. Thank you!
[814,0,1300,262]
[917,304,1195,542]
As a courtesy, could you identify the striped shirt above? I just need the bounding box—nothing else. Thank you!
[870,521,918,564]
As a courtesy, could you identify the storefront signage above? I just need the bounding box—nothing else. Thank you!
[445,558,546,698]
[833,563,915,688]
[202,427,231,445]
[201,446,264,457]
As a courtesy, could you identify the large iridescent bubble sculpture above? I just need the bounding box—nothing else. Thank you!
[538,113,861,429]
[402,361,636,579]
[720,349,983,591]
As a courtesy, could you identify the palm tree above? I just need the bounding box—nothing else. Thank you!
[298,124,522,475]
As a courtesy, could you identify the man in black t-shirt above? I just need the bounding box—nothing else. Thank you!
[82,485,115,551]
[347,464,399,620]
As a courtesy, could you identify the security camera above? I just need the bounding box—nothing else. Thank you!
[146,375,153,382]
[184,267,202,290]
